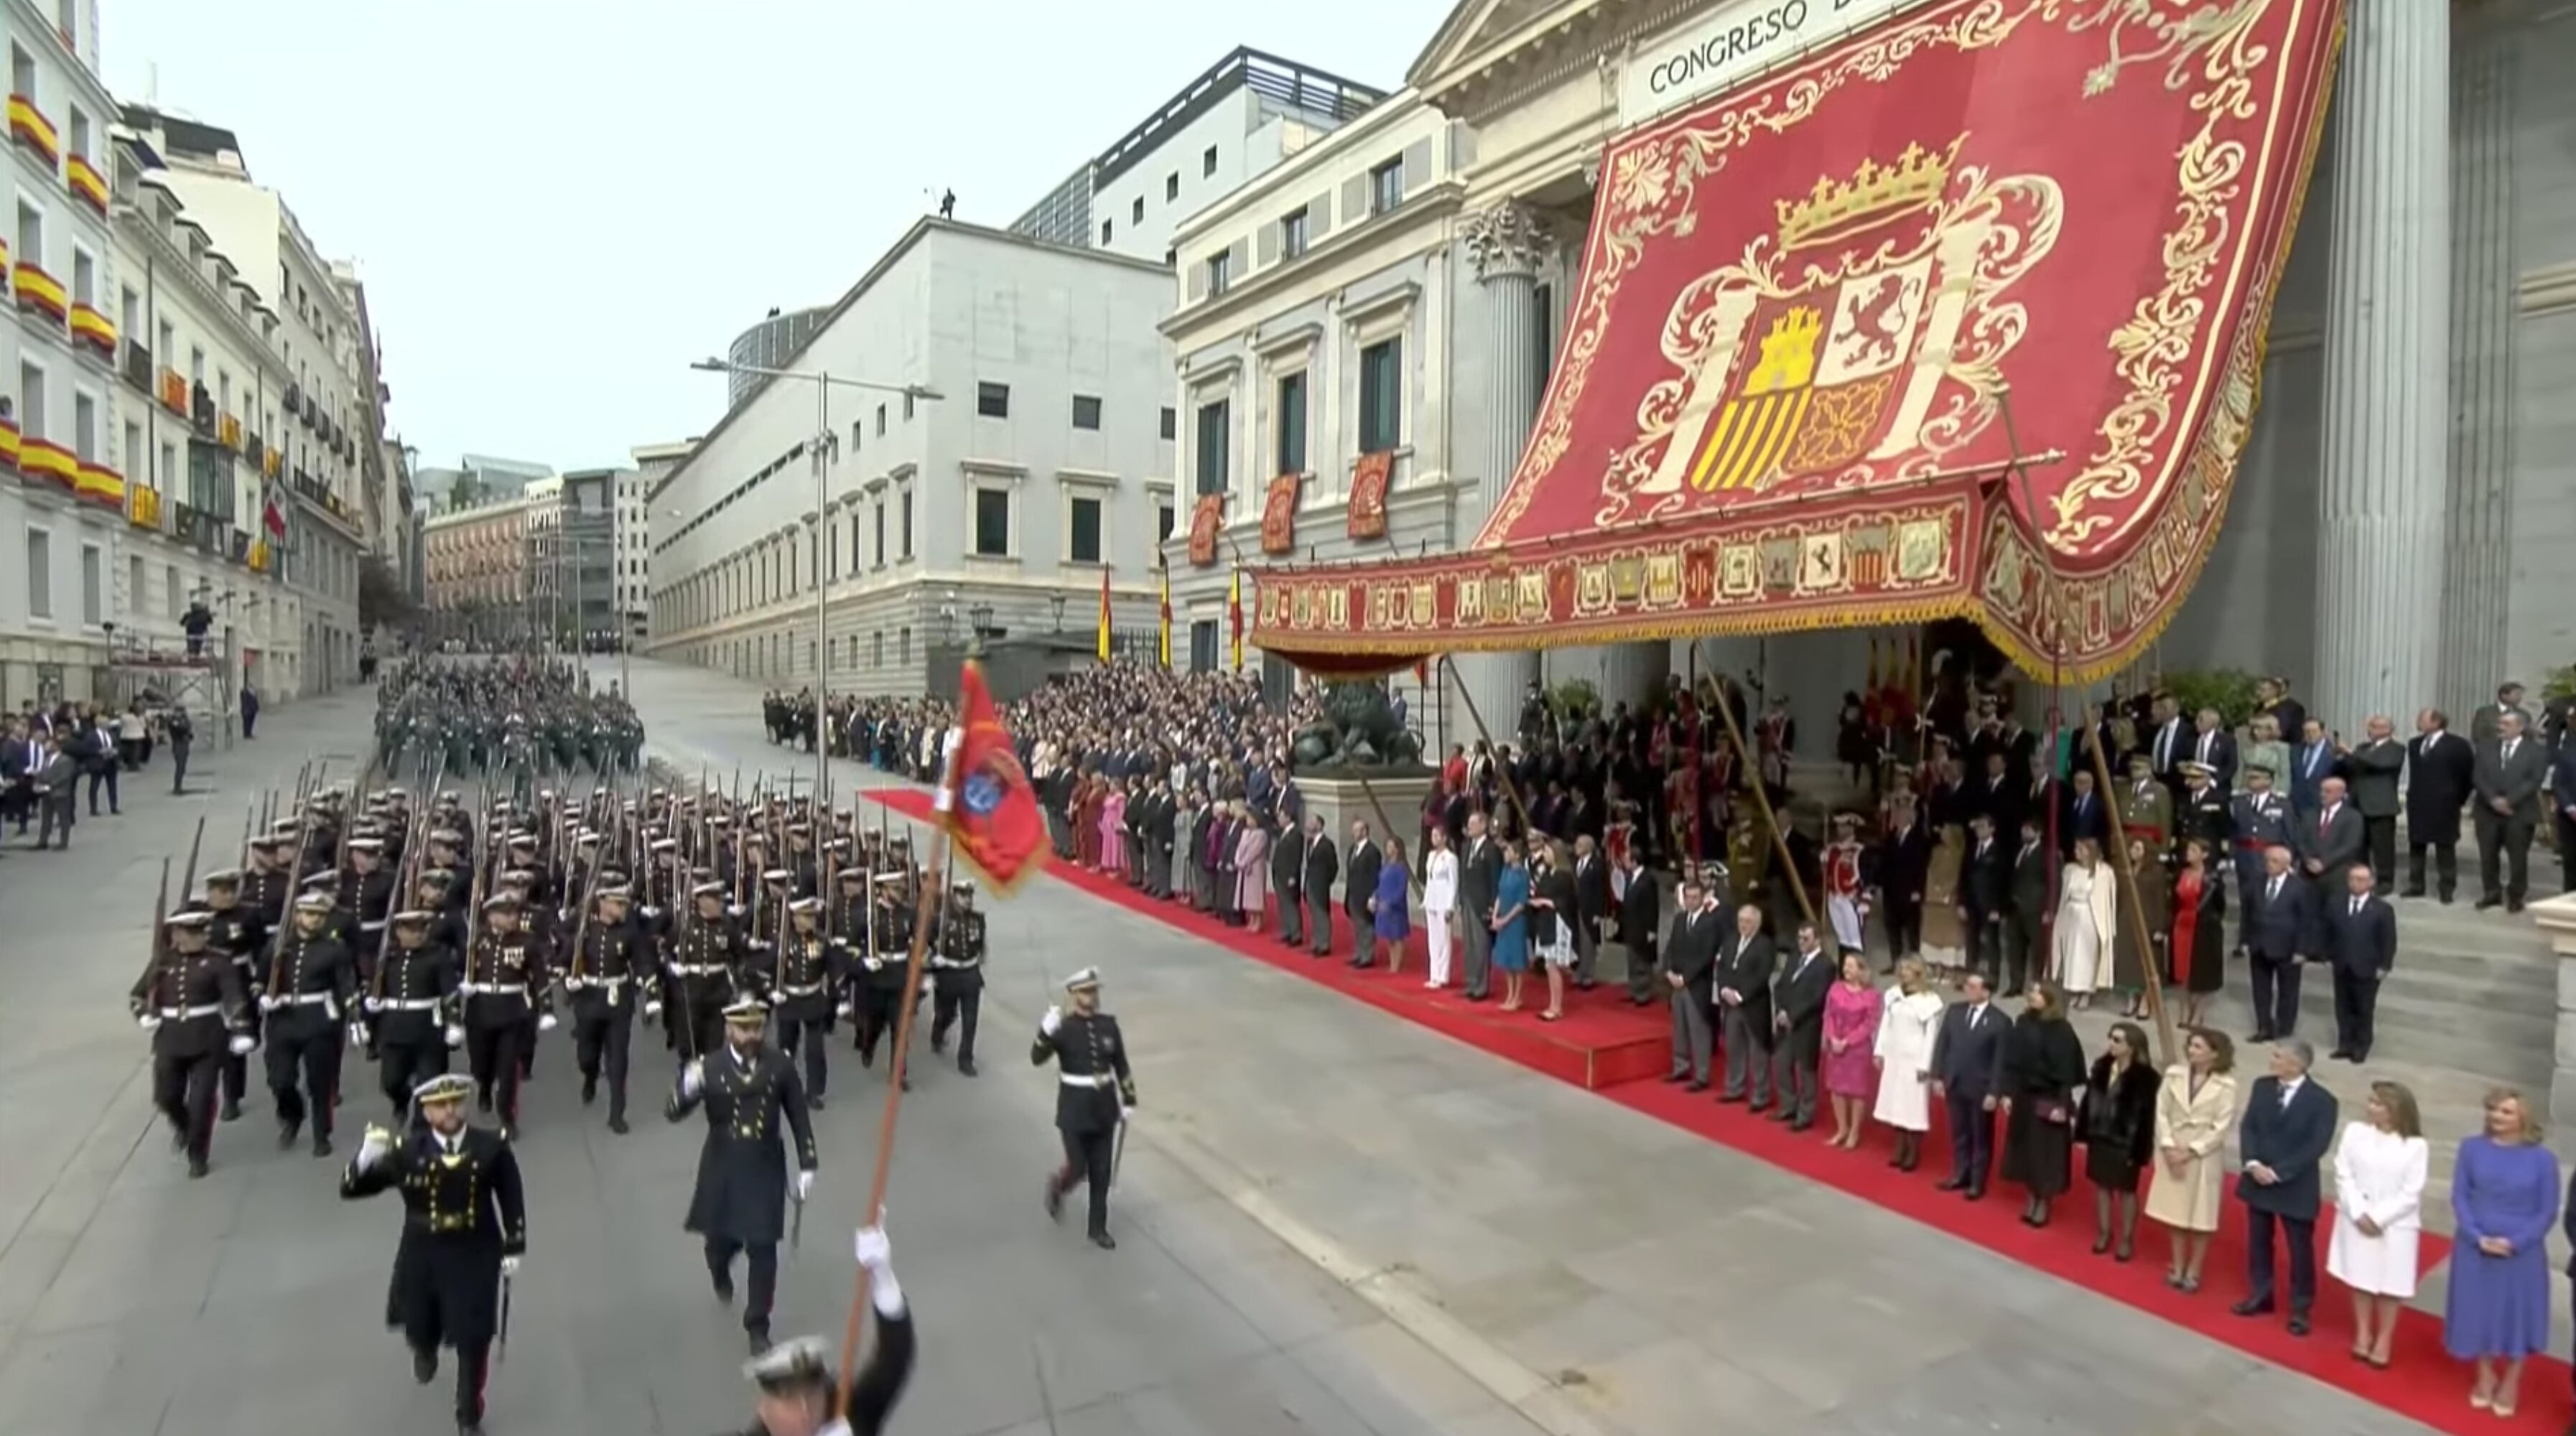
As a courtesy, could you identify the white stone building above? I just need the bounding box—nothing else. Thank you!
[623,439,689,646]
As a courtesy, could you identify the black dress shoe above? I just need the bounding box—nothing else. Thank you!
[1935,1176,1967,1192]
[1787,1117,1813,1132]
[2399,886,2425,899]
[1719,1093,1748,1105]
[581,1076,597,1105]
[713,1274,736,1305]
[1665,1071,1691,1083]
[276,1120,299,1151]
[1685,1080,1710,1093]
[187,1157,209,1179]
[2477,897,2503,911]
[807,1094,826,1111]
[220,1099,242,1123]
[311,1133,333,1158]
[414,1348,439,1384]
[746,1326,769,1353]
[2231,1297,2274,1318]
[959,1059,979,1078]
[1090,1231,1117,1250]
[1964,1185,1986,1201]
[608,1116,630,1135]
[2248,1030,2274,1044]
[2286,1314,2310,1337]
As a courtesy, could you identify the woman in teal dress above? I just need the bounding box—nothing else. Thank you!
[1490,838,1533,1012]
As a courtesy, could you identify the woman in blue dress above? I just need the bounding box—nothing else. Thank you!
[2442,1086,2561,1417]
[1371,837,1413,976]
[1489,838,1532,1012]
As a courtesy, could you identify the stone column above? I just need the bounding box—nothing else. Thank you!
[1451,198,1554,747]
[2313,0,2450,735]
[2439,16,2516,719]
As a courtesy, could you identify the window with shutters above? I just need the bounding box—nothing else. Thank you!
[1205,249,1231,297]
[1359,339,1402,452]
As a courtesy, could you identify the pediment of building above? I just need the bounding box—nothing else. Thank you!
[1407,0,1686,122]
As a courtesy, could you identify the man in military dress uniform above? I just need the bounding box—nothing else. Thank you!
[2175,761,2233,856]
[669,998,820,1351]
[129,910,254,1178]
[264,890,360,1155]
[342,1072,527,1436]
[727,1226,916,1436]
[567,883,647,1132]
[338,835,399,972]
[2120,752,2174,854]
[928,880,985,1077]
[2228,765,2292,948]
[462,893,543,1139]
[370,911,462,1119]
[768,896,844,1108]
[195,869,272,1123]
[667,880,746,1061]
[241,836,296,931]
[1033,968,1135,1249]
[854,875,915,1090]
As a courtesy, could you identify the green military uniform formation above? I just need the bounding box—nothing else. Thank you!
[376,658,644,799]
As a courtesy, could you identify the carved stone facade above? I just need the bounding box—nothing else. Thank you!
[1461,200,1554,281]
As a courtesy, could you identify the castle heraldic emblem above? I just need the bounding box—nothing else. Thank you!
[1632,136,2061,509]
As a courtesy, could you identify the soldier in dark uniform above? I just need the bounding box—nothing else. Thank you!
[1033,967,1135,1249]
[669,997,820,1351]
[129,910,254,1178]
[667,880,746,1061]
[369,911,462,1119]
[2175,761,2233,857]
[768,897,844,1108]
[241,835,296,931]
[726,1226,916,1436]
[929,880,985,1077]
[855,875,914,1089]
[462,893,542,1139]
[263,890,359,1155]
[342,1071,526,1436]
[199,869,270,1122]
[567,884,647,1132]
[339,836,398,974]
[2228,765,2292,943]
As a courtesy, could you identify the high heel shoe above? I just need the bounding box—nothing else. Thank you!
[2091,1229,2111,1255]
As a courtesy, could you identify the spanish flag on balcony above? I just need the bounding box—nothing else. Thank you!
[69,302,115,356]
[1094,568,1110,663]
[22,438,76,490]
[14,261,66,322]
[1156,558,1172,670]
[74,461,124,510]
[0,418,18,472]
[1228,568,1244,673]
[6,94,58,167]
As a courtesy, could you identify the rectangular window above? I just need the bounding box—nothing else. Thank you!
[1194,398,1229,497]
[972,488,1010,557]
[873,503,885,565]
[70,248,93,305]
[1280,208,1308,260]
[9,46,34,99]
[975,382,1008,418]
[1189,619,1219,674]
[874,404,886,436]
[899,491,913,557]
[80,543,101,625]
[1202,145,1218,177]
[1157,502,1175,543]
[1359,338,1403,452]
[903,391,916,420]
[158,319,175,360]
[1131,196,1145,225]
[873,631,885,669]
[14,201,39,275]
[160,442,175,488]
[67,105,88,163]
[24,529,50,619]
[190,346,205,383]
[19,362,45,439]
[1099,219,1113,246]
[1165,172,1179,202]
[898,627,911,666]
[164,564,180,620]
[1071,394,1102,430]
[1068,495,1102,563]
[1159,406,1176,442]
[126,554,142,617]
[1205,249,1231,296]
[1368,158,1403,215]
[1275,372,1308,475]
[122,419,139,473]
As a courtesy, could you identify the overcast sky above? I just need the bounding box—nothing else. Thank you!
[101,0,1451,472]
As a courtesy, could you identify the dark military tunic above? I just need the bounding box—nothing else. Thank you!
[666,1046,818,1246]
[1033,1012,1135,1136]
[340,1126,527,1347]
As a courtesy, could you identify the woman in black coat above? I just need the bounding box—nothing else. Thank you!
[1999,982,2089,1226]
[2080,1022,2163,1260]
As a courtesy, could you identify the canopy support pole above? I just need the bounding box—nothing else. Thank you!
[1689,641,1817,929]
[1436,656,1537,841]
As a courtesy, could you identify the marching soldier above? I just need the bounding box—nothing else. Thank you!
[241,835,296,930]
[855,875,913,1089]
[670,998,820,1352]
[130,910,254,1178]
[199,869,270,1123]
[667,880,745,1060]
[728,1226,916,1436]
[342,1072,527,1436]
[369,911,462,1119]
[567,883,647,1132]
[338,835,398,971]
[1033,967,1135,1249]
[462,892,544,1140]
[768,896,844,1108]
[263,890,359,1156]
[929,880,985,1076]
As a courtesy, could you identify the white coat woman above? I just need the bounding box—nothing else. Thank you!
[1420,828,1459,989]
[2052,837,2116,1003]
[1870,956,1944,1171]
[2327,1079,2429,1366]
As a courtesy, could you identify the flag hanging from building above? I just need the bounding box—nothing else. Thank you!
[1227,568,1245,673]
[1094,569,1111,663]
[1157,560,1173,669]
[934,661,1047,892]
[261,483,287,540]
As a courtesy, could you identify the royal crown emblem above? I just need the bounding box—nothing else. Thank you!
[1775,139,1959,252]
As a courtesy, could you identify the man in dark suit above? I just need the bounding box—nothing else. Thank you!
[2321,865,2396,1062]
[1458,815,1501,999]
[1343,822,1382,968]
[1768,923,1832,1131]
[2147,696,2190,790]
[1571,834,1612,990]
[1299,816,1337,958]
[2242,845,2315,1043]
[2189,707,2238,794]
[2297,775,2364,890]
[1660,877,1718,1088]
[2406,708,2475,902]
[1956,813,2006,982]
[1928,971,2007,1199]
[2340,716,2404,889]
[1270,812,1306,946]
[1713,905,1776,1110]
[2001,814,2052,998]
[2058,768,2110,859]
[2231,1040,2338,1336]
[1618,844,1664,1006]
[2473,709,2547,913]
[2287,718,2339,821]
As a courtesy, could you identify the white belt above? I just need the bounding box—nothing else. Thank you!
[386,997,444,1012]
[286,992,338,1007]
[1059,1073,1114,1088]
[568,974,631,987]
[159,1003,223,1020]
[779,982,824,997]
[462,983,527,997]
[672,964,725,977]
[360,920,387,933]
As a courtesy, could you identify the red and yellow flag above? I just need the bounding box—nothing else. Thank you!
[1094,569,1111,663]
[1227,569,1245,673]
[935,661,1047,892]
[1157,562,1173,669]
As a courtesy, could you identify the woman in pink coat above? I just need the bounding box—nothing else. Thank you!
[1232,804,1272,934]
[1099,782,1127,872]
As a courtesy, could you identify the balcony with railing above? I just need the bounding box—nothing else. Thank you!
[217,413,242,450]
[65,155,106,217]
[69,301,113,360]
[75,459,123,510]
[129,482,163,531]
[14,260,65,324]
[190,381,214,436]
[0,413,17,471]
[22,437,76,492]
[121,340,152,391]
[7,95,57,169]
[261,446,281,479]
[158,368,187,414]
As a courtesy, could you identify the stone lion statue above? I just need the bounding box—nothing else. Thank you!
[1291,680,1427,772]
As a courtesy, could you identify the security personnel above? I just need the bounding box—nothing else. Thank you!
[666,881,746,1061]
[768,897,844,1108]
[129,910,254,1178]
[929,880,985,1077]
[669,998,820,1353]
[462,893,542,1140]
[343,1072,526,1436]
[369,912,462,1120]
[728,1226,916,1436]
[264,890,360,1156]
[1033,967,1135,1249]
[855,875,914,1089]
[567,884,647,1132]
[197,869,270,1122]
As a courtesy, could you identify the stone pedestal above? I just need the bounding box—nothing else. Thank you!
[2534,894,2576,1123]
[1297,771,1441,859]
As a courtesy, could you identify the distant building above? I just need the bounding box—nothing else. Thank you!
[415,454,552,513]
[724,309,829,411]
[625,440,693,643]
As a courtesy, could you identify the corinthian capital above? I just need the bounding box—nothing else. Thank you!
[1463,200,1553,283]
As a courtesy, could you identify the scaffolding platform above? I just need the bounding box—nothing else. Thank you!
[104,633,233,742]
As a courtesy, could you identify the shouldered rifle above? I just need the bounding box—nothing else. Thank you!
[131,855,173,1022]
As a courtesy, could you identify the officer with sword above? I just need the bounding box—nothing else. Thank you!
[1033,967,1136,1249]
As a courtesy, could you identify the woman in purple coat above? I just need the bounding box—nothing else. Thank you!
[1370,838,1411,975]
[2442,1087,2561,1417]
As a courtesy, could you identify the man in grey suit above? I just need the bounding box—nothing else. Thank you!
[1457,814,1500,999]
[1714,904,1776,1110]
[2296,775,2364,891]
[2339,716,2404,890]
[1660,877,1719,1089]
[2473,709,2547,913]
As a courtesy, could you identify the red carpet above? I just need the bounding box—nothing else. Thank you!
[868,789,2566,1433]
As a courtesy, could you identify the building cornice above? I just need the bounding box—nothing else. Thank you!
[113,202,288,383]
[1163,180,1464,340]
[2519,261,2576,317]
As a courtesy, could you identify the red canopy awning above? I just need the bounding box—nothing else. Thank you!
[1255,0,2343,683]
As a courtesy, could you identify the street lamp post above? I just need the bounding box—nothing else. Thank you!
[691,358,943,804]
[1048,592,1066,632]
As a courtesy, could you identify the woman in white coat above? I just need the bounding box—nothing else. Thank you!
[2327,1080,2429,1367]
[1870,957,1944,1172]
[2052,838,2116,1009]
[1420,828,1459,989]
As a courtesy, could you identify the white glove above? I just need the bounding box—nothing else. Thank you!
[796,1170,815,1202]
[537,1012,558,1032]
[501,1256,521,1277]
[362,996,383,1015]
[1040,1005,1062,1037]
[257,994,279,1013]
[355,1127,391,1170]
[863,957,883,973]
[834,999,852,1018]
[643,998,663,1019]
[680,1058,705,1098]
[444,1023,465,1048]
[855,1224,891,1271]
[228,1035,256,1057]
[138,1014,162,1032]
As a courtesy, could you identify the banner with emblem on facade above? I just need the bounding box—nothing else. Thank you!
[1187,493,1224,568]
[1345,451,1392,543]
[1260,474,1300,556]
[1249,0,2343,683]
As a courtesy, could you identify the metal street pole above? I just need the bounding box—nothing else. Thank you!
[813,373,832,809]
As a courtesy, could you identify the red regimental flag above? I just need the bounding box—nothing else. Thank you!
[935,661,1047,892]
